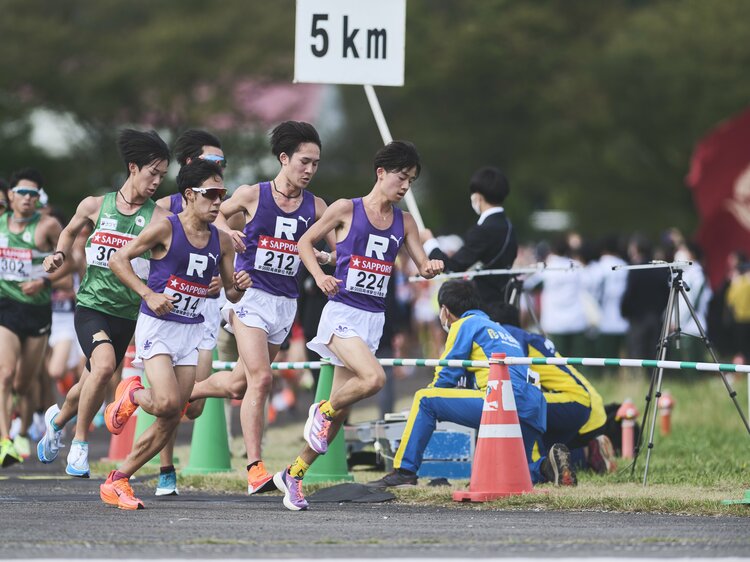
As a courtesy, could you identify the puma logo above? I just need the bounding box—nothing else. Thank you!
[208,252,218,265]
[390,235,402,245]
[298,216,311,228]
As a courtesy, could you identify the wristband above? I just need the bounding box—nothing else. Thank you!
[326,252,335,265]
[53,250,66,261]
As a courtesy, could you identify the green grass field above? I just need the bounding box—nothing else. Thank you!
[93,369,750,516]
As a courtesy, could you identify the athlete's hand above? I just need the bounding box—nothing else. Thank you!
[43,252,63,273]
[230,230,246,253]
[20,279,45,296]
[233,270,252,291]
[419,259,444,279]
[315,274,343,297]
[145,292,177,316]
[207,275,222,297]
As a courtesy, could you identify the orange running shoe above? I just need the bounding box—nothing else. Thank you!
[247,460,276,495]
[105,376,144,435]
[100,470,144,510]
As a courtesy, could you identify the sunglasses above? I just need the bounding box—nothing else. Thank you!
[12,187,40,198]
[199,153,227,169]
[190,186,227,201]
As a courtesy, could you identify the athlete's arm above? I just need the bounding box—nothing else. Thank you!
[402,212,444,279]
[21,216,64,296]
[217,230,251,303]
[298,199,351,297]
[43,196,100,274]
[155,194,172,211]
[109,217,176,316]
[217,184,259,253]
[312,196,337,265]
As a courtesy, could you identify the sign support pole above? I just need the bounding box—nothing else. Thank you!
[363,84,426,231]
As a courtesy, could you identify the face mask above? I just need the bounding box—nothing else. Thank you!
[440,308,451,333]
[470,193,482,216]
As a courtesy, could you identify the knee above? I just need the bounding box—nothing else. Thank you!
[363,369,386,396]
[247,368,273,395]
[150,396,182,418]
[0,366,15,387]
[185,399,205,420]
[227,376,248,400]
[88,361,116,384]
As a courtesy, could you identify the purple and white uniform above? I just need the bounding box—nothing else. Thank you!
[308,198,404,366]
[135,215,221,366]
[223,181,316,345]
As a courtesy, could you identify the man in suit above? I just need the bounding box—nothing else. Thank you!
[419,166,517,305]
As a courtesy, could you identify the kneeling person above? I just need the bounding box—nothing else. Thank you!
[101,160,250,510]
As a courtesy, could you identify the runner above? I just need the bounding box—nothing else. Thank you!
[37,129,171,478]
[153,129,226,496]
[100,158,249,510]
[0,168,62,467]
[273,140,444,510]
[188,121,335,495]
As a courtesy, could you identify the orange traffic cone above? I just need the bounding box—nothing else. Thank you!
[658,391,675,436]
[615,398,639,459]
[101,345,141,462]
[453,353,535,502]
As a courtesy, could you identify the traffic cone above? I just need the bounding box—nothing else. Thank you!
[658,391,675,436]
[615,398,639,459]
[304,362,354,484]
[453,353,535,502]
[102,345,140,462]
[183,349,232,475]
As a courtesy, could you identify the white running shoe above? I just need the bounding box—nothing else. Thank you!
[65,440,90,478]
[37,405,63,463]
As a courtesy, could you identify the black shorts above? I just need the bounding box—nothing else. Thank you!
[0,297,52,340]
[74,305,137,371]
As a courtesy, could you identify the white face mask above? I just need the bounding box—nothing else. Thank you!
[440,307,451,334]
[470,193,482,216]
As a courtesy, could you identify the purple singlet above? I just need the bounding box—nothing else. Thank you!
[234,182,316,298]
[168,193,184,214]
[140,214,220,324]
[331,198,404,313]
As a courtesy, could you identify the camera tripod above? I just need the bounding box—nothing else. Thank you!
[630,264,750,485]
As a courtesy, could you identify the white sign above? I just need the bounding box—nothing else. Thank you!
[294,0,406,87]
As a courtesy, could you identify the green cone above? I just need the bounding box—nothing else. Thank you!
[183,396,232,474]
[304,363,354,484]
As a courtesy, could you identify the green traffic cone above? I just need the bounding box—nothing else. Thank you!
[304,362,354,484]
[183,391,232,474]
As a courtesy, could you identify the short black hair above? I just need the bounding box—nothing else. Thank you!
[174,129,222,167]
[117,129,170,176]
[486,302,520,328]
[468,166,509,205]
[270,121,321,162]
[373,140,421,179]
[437,280,480,317]
[9,168,44,188]
[176,159,224,198]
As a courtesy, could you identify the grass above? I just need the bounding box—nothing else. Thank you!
[92,369,750,516]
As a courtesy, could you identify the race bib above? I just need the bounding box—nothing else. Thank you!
[0,247,33,282]
[86,230,149,279]
[163,275,208,319]
[345,254,392,298]
[254,235,300,277]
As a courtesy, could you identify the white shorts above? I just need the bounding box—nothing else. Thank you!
[133,313,202,368]
[221,287,296,346]
[198,298,221,351]
[48,312,84,369]
[306,301,385,367]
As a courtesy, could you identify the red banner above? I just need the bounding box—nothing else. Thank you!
[686,107,750,289]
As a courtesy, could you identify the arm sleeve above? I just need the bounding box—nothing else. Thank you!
[430,320,476,388]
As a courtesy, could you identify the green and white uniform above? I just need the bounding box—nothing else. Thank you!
[0,212,50,305]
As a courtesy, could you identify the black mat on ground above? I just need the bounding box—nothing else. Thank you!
[307,483,395,503]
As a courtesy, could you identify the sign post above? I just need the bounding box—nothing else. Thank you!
[294,0,425,230]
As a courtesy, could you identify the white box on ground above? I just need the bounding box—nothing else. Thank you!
[294,0,406,86]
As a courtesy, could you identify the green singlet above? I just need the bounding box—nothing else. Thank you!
[0,212,51,305]
[76,192,155,320]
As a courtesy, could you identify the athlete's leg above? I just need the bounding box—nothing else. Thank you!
[0,327,21,439]
[190,358,246,400]
[73,335,117,442]
[47,339,73,381]
[326,335,386,410]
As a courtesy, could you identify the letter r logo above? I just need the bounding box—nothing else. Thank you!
[365,234,389,260]
[187,253,209,277]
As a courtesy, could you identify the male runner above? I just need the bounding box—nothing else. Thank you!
[100,159,249,510]
[37,129,171,478]
[188,121,334,495]
[0,169,62,466]
[274,141,444,510]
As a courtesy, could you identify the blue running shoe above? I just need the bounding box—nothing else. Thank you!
[37,404,63,464]
[65,440,89,478]
[155,469,179,496]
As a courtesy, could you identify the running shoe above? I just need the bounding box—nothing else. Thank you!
[9,417,20,439]
[37,404,63,463]
[100,471,144,510]
[540,443,577,486]
[105,377,144,435]
[303,401,332,455]
[366,469,418,488]
[13,435,31,459]
[273,468,308,511]
[587,434,618,475]
[155,469,179,496]
[247,461,275,494]
[65,440,90,478]
[29,412,46,442]
[0,438,23,468]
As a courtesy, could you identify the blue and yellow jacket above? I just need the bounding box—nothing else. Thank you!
[502,325,606,435]
[431,310,546,433]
